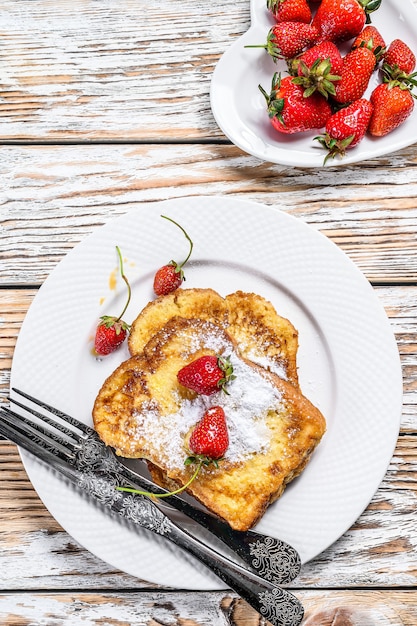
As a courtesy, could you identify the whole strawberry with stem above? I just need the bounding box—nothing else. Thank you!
[289,41,342,98]
[382,39,417,89]
[153,215,193,296]
[315,98,373,163]
[259,72,332,134]
[245,22,319,61]
[384,39,416,76]
[186,406,229,463]
[94,246,131,356]
[117,407,229,500]
[368,81,415,137]
[267,0,312,24]
[177,354,235,396]
[312,0,382,44]
[333,46,376,104]
[351,24,386,62]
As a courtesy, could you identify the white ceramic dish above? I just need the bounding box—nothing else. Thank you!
[210,0,417,167]
[11,196,403,589]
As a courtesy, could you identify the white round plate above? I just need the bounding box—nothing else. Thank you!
[210,0,417,167]
[11,196,402,589]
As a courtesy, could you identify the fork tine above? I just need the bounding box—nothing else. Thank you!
[9,396,80,442]
[12,388,95,436]
[1,406,77,462]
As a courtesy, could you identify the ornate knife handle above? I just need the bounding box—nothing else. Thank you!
[76,468,305,626]
[76,438,302,585]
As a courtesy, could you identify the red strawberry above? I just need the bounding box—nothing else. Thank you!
[177,355,235,395]
[351,24,386,60]
[246,22,319,60]
[267,0,312,23]
[290,41,343,76]
[315,98,373,162]
[188,406,229,460]
[94,318,130,355]
[368,82,415,137]
[259,73,332,134]
[333,46,376,104]
[383,39,416,76]
[289,41,343,98]
[312,0,382,44]
[94,246,131,356]
[153,215,193,296]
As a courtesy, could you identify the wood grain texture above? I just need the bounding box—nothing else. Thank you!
[0,0,249,141]
[0,591,416,625]
[0,285,416,590]
[1,0,417,622]
[1,144,417,286]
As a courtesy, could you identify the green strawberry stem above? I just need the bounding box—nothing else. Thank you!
[116,459,203,498]
[161,215,194,277]
[115,245,131,323]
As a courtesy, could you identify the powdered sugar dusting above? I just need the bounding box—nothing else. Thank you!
[244,349,288,380]
[130,350,283,470]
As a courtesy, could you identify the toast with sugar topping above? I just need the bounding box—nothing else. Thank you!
[128,288,299,385]
[93,316,325,531]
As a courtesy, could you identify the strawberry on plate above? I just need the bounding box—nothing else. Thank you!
[246,22,319,60]
[312,0,382,44]
[187,406,229,462]
[177,354,235,395]
[368,82,415,137]
[333,46,376,104]
[267,0,312,24]
[259,73,332,134]
[153,215,194,296]
[94,246,131,356]
[351,24,386,61]
[315,98,373,163]
[384,39,416,76]
[289,41,343,98]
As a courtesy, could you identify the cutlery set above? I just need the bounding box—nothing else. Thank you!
[0,389,304,626]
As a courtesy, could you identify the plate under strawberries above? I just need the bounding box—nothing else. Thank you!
[210,0,417,167]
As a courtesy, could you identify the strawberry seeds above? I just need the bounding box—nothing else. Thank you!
[247,0,417,163]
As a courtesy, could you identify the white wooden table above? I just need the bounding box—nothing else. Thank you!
[1,1,417,623]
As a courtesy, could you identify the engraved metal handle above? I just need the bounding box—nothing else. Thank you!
[75,468,304,626]
[76,439,302,585]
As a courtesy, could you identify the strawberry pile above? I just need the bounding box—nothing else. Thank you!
[250,0,417,163]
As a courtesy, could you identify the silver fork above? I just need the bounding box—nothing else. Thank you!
[6,388,301,586]
[0,391,304,626]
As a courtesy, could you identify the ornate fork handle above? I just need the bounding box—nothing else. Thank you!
[77,437,301,584]
[75,467,304,626]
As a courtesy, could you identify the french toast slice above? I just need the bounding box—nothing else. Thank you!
[93,317,326,531]
[127,288,299,386]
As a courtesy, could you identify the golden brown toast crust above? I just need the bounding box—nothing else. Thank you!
[128,288,299,386]
[93,317,325,531]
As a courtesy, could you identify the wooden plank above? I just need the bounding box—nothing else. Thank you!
[2,0,417,145]
[1,144,417,285]
[0,590,416,625]
[0,0,250,141]
[1,285,416,427]
[1,426,416,589]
